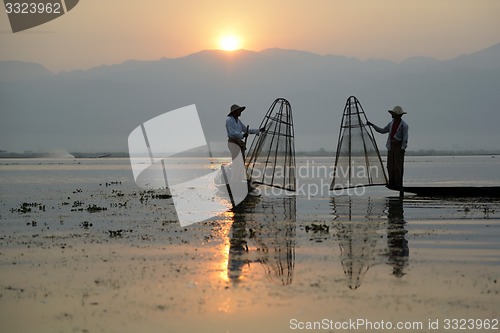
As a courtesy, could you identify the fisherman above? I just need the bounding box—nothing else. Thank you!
[367,106,409,192]
[226,104,263,195]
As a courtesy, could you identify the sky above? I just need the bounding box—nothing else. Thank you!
[1,0,500,72]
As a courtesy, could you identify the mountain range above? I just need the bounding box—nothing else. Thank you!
[1,42,500,152]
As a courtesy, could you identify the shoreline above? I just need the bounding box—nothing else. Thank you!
[1,150,500,159]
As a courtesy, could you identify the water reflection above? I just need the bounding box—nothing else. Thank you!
[331,197,386,289]
[227,197,297,285]
[386,197,409,277]
[330,197,409,289]
[222,196,408,289]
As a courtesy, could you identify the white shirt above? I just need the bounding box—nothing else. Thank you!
[372,119,409,150]
[226,116,259,139]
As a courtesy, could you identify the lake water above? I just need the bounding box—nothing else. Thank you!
[0,156,499,333]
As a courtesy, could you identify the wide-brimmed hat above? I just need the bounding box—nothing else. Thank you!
[229,104,246,114]
[388,105,406,115]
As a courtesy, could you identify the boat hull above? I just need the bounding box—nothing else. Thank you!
[403,186,500,197]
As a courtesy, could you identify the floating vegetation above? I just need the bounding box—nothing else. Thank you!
[110,202,128,208]
[100,181,122,187]
[139,190,172,203]
[483,206,495,218]
[161,219,178,225]
[26,221,37,227]
[107,229,132,238]
[72,200,84,208]
[305,223,331,243]
[460,203,496,218]
[79,221,93,229]
[71,200,85,211]
[108,230,122,237]
[10,202,45,213]
[305,223,329,233]
[153,194,172,199]
[86,204,107,213]
[111,190,125,197]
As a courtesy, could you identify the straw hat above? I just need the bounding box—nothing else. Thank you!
[229,104,246,115]
[388,105,406,115]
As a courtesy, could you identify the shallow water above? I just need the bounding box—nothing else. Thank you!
[0,156,499,332]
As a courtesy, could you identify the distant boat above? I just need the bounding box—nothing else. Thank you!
[74,153,111,158]
[402,186,500,197]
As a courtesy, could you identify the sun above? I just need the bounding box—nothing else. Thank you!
[218,35,241,51]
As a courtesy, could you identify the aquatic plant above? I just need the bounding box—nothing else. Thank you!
[72,200,84,208]
[139,190,172,203]
[79,221,92,229]
[86,204,107,213]
[305,223,329,233]
[10,202,45,213]
[108,230,123,238]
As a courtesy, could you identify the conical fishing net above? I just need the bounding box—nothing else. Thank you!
[246,98,296,191]
[331,96,387,189]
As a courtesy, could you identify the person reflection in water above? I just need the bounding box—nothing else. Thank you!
[227,207,250,283]
[227,198,296,285]
[386,198,409,277]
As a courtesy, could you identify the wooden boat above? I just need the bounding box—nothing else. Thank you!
[403,186,500,197]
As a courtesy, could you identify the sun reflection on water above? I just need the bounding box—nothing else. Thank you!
[217,211,234,284]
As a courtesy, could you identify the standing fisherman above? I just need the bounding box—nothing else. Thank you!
[367,106,409,192]
[226,104,263,196]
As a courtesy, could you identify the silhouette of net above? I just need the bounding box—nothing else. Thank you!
[227,197,296,285]
[246,98,296,191]
[331,96,387,189]
[331,197,386,289]
[251,198,296,285]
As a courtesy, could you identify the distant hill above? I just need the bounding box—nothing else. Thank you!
[1,43,499,152]
[0,60,53,81]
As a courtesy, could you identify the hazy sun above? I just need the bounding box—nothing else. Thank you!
[218,35,241,51]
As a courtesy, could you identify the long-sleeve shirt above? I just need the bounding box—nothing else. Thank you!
[226,116,259,139]
[371,120,409,150]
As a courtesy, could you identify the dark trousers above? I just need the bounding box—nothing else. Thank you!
[387,141,405,190]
